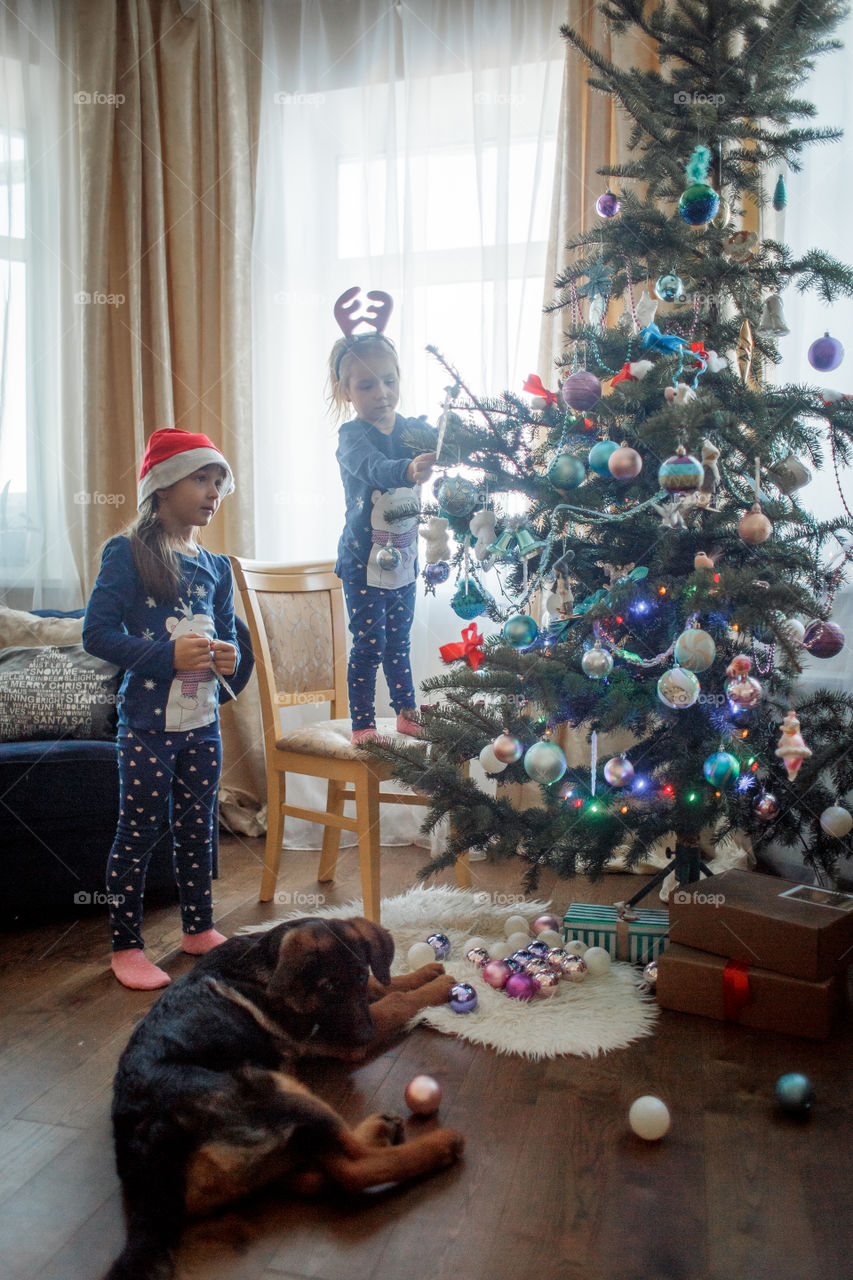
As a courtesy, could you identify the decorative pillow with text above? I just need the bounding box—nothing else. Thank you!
[0,645,121,743]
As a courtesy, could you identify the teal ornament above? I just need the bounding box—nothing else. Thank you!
[658,448,704,493]
[654,273,685,303]
[588,440,619,476]
[523,740,568,785]
[673,627,716,673]
[678,182,720,227]
[503,614,539,649]
[437,475,478,518]
[772,174,787,211]
[702,750,740,787]
[451,579,489,620]
[548,452,586,490]
[775,1073,815,1116]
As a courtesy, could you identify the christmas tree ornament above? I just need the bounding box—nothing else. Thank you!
[780,617,806,644]
[526,939,551,957]
[664,382,696,406]
[375,545,402,572]
[757,293,790,338]
[559,954,588,982]
[513,527,548,560]
[608,444,643,480]
[504,914,529,936]
[712,197,731,228]
[581,640,614,679]
[523,739,568,784]
[503,614,539,648]
[819,805,853,837]
[642,960,658,990]
[463,936,487,953]
[423,561,450,593]
[775,1073,815,1117]
[677,145,720,226]
[564,939,587,957]
[427,932,451,960]
[595,189,622,217]
[547,452,586,490]
[628,1095,671,1141]
[603,754,635,787]
[562,370,602,410]
[420,515,451,563]
[802,619,844,658]
[703,750,741,787]
[641,322,690,354]
[440,623,484,670]
[404,1074,442,1115]
[755,792,781,821]
[487,528,516,561]
[492,732,524,764]
[658,446,704,493]
[657,666,700,709]
[738,457,773,545]
[482,958,513,989]
[449,982,478,1013]
[588,439,620,476]
[736,318,754,382]
[511,948,537,967]
[537,929,563,948]
[773,173,788,211]
[722,229,758,260]
[674,626,717,672]
[547,947,568,970]
[437,475,479,517]
[767,453,811,493]
[775,710,812,780]
[408,941,439,969]
[479,742,508,774]
[505,972,536,1000]
[522,957,550,978]
[451,578,490,619]
[808,332,844,372]
[469,508,497,560]
[694,550,715,570]
[501,956,523,974]
[654,272,685,302]
[705,349,729,373]
[589,294,607,327]
[532,970,561,997]
[634,288,659,328]
[582,946,612,976]
[533,913,561,934]
[725,655,762,709]
[522,373,559,407]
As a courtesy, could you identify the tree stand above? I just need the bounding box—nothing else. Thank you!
[615,837,714,915]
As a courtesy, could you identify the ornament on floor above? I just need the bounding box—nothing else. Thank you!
[478,742,507,774]
[482,958,512,989]
[754,791,780,821]
[604,754,635,787]
[588,439,620,476]
[674,625,716,672]
[522,373,559,408]
[465,946,490,967]
[775,1073,814,1117]
[375,545,402,572]
[766,454,811,493]
[420,516,451,564]
[608,443,643,480]
[819,805,853,837]
[595,188,622,218]
[581,640,614,680]
[641,960,658,991]
[677,145,721,226]
[703,750,741,787]
[408,941,439,969]
[736,318,754,382]
[629,1095,671,1140]
[527,939,551,958]
[469,509,497,561]
[548,452,586,490]
[722,229,757,261]
[503,614,539,649]
[802,619,844,658]
[492,732,524,764]
[451,577,491,620]
[654,272,685,302]
[560,955,588,982]
[658,446,704,493]
[440,622,484,670]
[562,370,602,411]
[505,972,537,1001]
[657,666,700,709]
[775,710,812,780]
[405,1075,442,1115]
[582,946,612,976]
[449,982,478,1013]
[725,654,762,709]
[427,932,451,961]
[504,915,529,937]
[808,332,844,373]
[533,913,561,935]
[523,739,568,785]
[757,293,790,338]
[772,173,787,211]
[738,457,773,545]
[532,970,561,997]
[422,561,450,594]
[564,939,587,957]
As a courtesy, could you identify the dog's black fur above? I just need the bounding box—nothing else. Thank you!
[105,917,462,1280]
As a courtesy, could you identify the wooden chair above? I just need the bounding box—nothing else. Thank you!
[230,558,470,922]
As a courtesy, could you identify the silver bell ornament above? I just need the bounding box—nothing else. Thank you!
[581,641,614,680]
[603,755,635,787]
[757,293,790,338]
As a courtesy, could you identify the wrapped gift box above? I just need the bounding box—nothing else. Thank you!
[668,869,853,981]
[563,903,668,964]
[656,942,845,1040]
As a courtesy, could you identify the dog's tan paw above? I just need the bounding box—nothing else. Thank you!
[430,1127,465,1165]
[413,961,446,985]
[357,1112,406,1147]
[422,973,458,1005]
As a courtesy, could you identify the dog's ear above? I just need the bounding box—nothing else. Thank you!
[266,923,329,1012]
[346,918,395,985]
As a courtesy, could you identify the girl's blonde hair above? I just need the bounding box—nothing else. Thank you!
[326,333,400,423]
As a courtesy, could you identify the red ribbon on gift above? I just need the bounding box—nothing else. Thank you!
[440,623,484,671]
[611,361,637,387]
[722,959,752,1020]
[523,373,559,405]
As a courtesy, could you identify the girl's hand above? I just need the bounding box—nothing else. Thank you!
[211,640,238,676]
[407,451,437,484]
[173,632,214,671]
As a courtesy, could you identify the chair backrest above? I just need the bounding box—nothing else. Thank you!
[229,559,349,741]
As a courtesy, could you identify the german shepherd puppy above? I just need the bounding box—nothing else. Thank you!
[105,917,464,1280]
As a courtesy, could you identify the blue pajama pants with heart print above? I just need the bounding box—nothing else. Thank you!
[107,725,222,951]
[340,578,418,730]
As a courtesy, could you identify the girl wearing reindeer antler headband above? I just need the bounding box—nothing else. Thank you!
[328,287,437,745]
[83,429,240,989]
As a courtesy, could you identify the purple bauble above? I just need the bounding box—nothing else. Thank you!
[501,956,524,974]
[427,932,451,961]
[449,982,478,1013]
[505,972,537,1001]
[527,939,551,958]
[595,190,621,218]
[483,958,513,989]
[755,792,780,821]
[802,619,845,658]
[808,332,844,373]
[423,561,450,587]
[561,371,602,411]
[511,949,537,966]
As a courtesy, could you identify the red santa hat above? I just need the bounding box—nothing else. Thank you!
[137,428,235,509]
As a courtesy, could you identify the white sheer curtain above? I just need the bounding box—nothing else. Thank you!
[0,0,80,608]
[253,0,564,845]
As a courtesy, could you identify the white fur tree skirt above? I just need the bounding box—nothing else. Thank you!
[241,885,658,1060]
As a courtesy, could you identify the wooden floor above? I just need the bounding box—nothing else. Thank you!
[1,834,851,1280]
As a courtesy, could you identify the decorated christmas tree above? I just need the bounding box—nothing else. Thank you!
[373,0,853,893]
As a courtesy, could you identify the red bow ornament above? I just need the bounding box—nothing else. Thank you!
[523,374,559,406]
[440,623,484,671]
[610,362,637,387]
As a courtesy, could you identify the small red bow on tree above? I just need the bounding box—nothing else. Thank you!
[523,373,559,405]
[690,341,708,362]
[440,623,484,671]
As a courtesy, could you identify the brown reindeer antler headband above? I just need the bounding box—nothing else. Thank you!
[333,286,395,376]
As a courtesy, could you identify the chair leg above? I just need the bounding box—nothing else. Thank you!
[353,769,382,923]
[317,778,345,883]
[259,767,286,902]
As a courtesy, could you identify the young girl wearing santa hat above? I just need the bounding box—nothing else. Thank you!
[83,429,240,989]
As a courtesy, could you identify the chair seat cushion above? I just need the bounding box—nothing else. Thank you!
[276,717,410,759]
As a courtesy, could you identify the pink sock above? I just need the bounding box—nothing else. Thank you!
[396,711,422,737]
[351,727,379,745]
[181,928,227,955]
[111,950,170,991]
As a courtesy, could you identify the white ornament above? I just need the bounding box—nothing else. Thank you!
[506,931,533,953]
[673,383,697,405]
[408,941,440,969]
[479,743,508,774]
[504,914,530,938]
[419,516,451,564]
[564,939,587,957]
[589,294,607,327]
[469,509,497,561]
[583,945,612,976]
[464,936,487,953]
[705,349,729,373]
[781,617,805,643]
[628,359,654,380]
[629,1095,671,1141]
[537,929,563,948]
[634,289,658,330]
[820,805,853,837]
